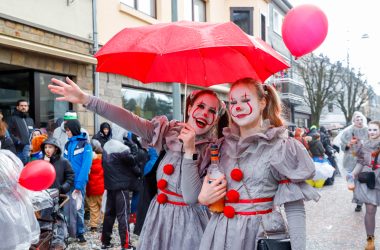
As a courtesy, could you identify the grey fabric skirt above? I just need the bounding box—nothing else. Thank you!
[353,182,380,206]
[137,198,209,250]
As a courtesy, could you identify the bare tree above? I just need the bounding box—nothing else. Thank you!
[335,69,372,125]
[297,54,342,127]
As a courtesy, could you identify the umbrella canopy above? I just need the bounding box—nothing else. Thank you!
[95,21,290,87]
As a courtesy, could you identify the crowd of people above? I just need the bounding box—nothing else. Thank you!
[0,101,152,250]
[2,77,380,250]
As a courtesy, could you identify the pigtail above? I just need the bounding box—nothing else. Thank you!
[262,84,283,127]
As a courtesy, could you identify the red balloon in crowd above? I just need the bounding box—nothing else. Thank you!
[282,4,328,58]
[19,160,56,191]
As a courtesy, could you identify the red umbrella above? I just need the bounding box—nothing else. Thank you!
[95,21,289,87]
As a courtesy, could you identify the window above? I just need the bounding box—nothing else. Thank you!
[193,0,206,22]
[230,7,253,35]
[120,0,156,18]
[261,14,266,41]
[273,9,284,35]
[184,0,206,21]
[0,71,69,131]
[34,73,70,132]
[121,87,173,120]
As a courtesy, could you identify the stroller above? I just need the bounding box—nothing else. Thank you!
[30,189,69,250]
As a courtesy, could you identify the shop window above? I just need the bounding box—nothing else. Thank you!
[34,73,70,134]
[230,7,253,35]
[120,0,156,18]
[121,87,173,120]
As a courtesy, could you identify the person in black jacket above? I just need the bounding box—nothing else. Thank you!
[92,122,112,147]
[308,133,325,158]
[0,120,15,153]
[40,137,74,249]
[6,100,34,164]
[320,126,340,181]
[101,139,139,250]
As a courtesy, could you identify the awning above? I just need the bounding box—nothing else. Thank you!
[0,34,97,65]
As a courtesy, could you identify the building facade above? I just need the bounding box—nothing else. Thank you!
[0,0,309,135]
[0,0,96,134]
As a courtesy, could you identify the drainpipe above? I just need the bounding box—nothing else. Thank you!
[92,0,99,132]
[171,0,182,120]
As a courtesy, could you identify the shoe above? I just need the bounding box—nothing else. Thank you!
[355,204,362,212]
[122,246,136,250]
[84,211,90,220]
[77,234,87,245]
[365,235,375,250]
[101,243,114,249]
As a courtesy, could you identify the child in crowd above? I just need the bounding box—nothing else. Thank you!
[86,139,105,232]
[30,134,48,161]
[40,137,75,249]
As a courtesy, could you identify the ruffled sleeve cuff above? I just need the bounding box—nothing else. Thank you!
[274,181,320,206]
[270,138,316,182]
[142,116,172,152]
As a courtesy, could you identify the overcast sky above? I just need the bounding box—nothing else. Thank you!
[289,0,380,94]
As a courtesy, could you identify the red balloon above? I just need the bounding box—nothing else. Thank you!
[19,160,56,191]
[282,4,328,58]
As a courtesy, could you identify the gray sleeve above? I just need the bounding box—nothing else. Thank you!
[85,95,155,142]
[284,200,306,250]
[181,158,203,204]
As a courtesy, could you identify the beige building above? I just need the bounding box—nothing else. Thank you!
[0,0,301,135]
[0,0,96,133]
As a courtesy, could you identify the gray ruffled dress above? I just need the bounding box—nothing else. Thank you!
[199,126,320,250]
[340,126,368,172]
[353,139,380,206]
[85,96,212,250]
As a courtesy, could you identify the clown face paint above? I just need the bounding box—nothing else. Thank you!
[229,84,263,129]
[353,115,364,128]
[368,124,380,140]
[187,93,220,135]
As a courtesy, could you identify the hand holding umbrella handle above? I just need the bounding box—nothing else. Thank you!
[178,122,196,158]
[48,77,90,105]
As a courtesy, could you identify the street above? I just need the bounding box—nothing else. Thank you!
[66,153,380,250]
[306,153,380,249]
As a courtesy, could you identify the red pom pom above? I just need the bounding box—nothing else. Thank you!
[157,179,168,190]
[230,168,243,182]
[163,164,174,175]
[223,206,235,218]
[157,193,168,204]
[226,189,240,203]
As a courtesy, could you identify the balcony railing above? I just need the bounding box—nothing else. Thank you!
[268,78,305,105]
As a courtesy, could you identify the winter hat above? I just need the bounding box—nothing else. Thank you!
[64,119,81,136]
[100,122,112,137]
[63,111,78,120]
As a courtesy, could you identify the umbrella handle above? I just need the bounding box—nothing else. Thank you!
[183,82,188,122]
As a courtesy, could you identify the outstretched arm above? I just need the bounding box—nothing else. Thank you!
[49,77,156,141]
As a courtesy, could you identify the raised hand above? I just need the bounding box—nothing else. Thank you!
[198,175,226,205]
[178,122,196,157]
[48,77,90,105]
